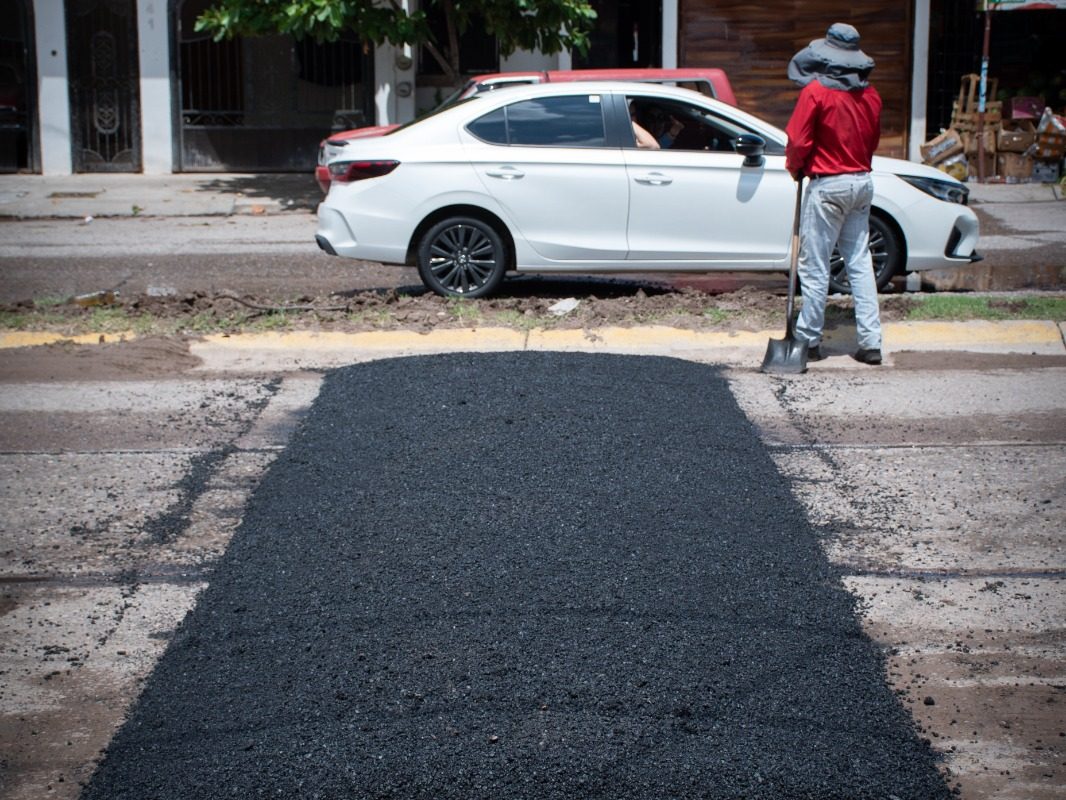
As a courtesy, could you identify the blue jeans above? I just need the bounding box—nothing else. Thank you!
[795,173,882,351]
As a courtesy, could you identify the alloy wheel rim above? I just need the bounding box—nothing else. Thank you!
[428,224,498,294]
[829,227,888,290]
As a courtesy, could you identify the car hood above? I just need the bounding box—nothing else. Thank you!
[873,154,965,186]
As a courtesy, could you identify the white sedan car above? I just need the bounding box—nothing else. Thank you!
[316,82,980,298]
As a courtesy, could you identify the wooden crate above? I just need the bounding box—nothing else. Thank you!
[952,107,1003,131]
[1032,131,1066,160]
[951,73,1002,131]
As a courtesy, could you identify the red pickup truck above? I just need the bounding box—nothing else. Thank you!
[315,68,736,192]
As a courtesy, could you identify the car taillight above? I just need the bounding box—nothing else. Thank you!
[328,160,400,183]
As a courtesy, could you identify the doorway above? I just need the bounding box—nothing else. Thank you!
[66,0,142,172]
[573,0,663,69]
[0,0,37,172]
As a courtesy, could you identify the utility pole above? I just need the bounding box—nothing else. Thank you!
[976,1,996,182]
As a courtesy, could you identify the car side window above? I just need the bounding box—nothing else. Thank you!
[467,95,606,148]
[627,96,784,154]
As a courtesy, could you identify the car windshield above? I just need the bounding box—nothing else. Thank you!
[429,77,536,114]
[432,79,479,112]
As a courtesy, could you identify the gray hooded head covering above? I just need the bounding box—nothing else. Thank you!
[788,23,875,91]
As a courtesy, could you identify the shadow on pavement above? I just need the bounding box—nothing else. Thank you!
[195,174,323,212]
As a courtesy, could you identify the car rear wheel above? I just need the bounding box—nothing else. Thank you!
[828,214,902,294]
[417,217,508,298]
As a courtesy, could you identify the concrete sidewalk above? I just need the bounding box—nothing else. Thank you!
[0,171,1062,220]
[0,173,324,219]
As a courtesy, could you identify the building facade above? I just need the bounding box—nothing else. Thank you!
[5,0,1058,175]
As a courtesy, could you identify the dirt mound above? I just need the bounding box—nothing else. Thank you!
[0,336,200,382]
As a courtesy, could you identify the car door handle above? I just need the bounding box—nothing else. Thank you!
[634,172,672,186]
[486,167,525,180]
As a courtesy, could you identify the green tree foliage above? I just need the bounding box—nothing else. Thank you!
[195,0,597,86]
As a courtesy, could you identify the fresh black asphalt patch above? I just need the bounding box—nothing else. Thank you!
[82,352,952,799]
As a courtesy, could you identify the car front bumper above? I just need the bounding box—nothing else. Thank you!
[900,200,981,272]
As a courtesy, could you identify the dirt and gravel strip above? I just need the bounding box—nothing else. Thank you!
[0,285,798,337]
[80,352,953,799]
[5,285,1065,347]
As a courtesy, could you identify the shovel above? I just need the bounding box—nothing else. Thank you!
[761,179,809,374]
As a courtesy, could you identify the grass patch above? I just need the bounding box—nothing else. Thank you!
[445,299,483,325]
[490,310,543,330]
[905,295,1066,321]
[181,311,246,334]
[347,308,398,328]
[0,309,68,330]
[248,311,293,331]
[33,295,69,309]
[88,307,139,332]
[701,308,736,324]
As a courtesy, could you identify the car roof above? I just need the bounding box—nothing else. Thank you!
[444,81,783,142]
[461,79,709,106]
[547,68,735,103]
[549,67,729,80]
[466,68,736,103]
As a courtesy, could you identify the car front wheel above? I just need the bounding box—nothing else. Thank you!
[828,214,902,294]
[417,217,508,298]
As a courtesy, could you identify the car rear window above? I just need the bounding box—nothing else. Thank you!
[467,107,507,144]
[467,95,606,148]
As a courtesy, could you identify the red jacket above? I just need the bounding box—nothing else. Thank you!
[785,80,881,179]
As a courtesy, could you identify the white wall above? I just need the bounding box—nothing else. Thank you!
[662,0,678,68]
[373,0,417,126]
[138,0,173,173]
[910,0,931,161]
[34,0,72,174]
[376,41,417,125]
[500,49,556,72]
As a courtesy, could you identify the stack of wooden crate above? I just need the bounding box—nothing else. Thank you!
[951,74,1001,178]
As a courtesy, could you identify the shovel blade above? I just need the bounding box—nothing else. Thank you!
[760,336,809,374]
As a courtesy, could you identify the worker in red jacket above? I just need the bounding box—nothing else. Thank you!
[785,23,883,365]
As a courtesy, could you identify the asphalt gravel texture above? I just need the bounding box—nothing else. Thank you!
[82,352,952,799]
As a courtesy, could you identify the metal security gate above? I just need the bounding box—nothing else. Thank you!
[175,0,374,171]
[0,0,37,173]
[66,0,142,172]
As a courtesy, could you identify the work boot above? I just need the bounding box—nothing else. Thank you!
[852,348,882,365]
[807,345,825,362]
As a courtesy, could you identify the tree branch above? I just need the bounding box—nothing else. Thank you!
[441,0,461,85]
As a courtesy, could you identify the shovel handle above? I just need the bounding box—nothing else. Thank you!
[784,179,803,339]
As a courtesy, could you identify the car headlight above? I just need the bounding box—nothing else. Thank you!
[899,175,969,205]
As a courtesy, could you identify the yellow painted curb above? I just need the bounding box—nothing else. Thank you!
[3,320,1063,356]
[195,328,528,352]
[884,320,1063,350]
[0,331,137,349]
[527,325,772,351]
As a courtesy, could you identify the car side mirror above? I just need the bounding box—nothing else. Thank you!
[735,134,766,168]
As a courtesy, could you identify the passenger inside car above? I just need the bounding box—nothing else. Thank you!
[640,106,685,148]
[628,101,660,149]
[628,96,755,153]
